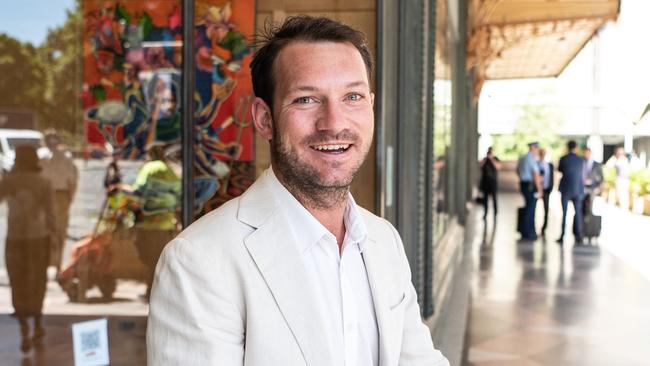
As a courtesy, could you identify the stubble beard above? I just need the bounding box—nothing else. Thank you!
[271,128,367,211]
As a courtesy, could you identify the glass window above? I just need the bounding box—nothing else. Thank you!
[433,0,453,241]
[1,0,377,363]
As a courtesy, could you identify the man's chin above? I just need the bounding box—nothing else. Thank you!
[311,172,356,190]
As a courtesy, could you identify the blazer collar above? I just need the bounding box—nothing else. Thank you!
[238,169,334,365]
[238,169,393,366]
[359,217,395,366]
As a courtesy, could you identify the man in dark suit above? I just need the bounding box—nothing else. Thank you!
[557,140,584,244]
[583,147,603,216]
[538,148,554,236]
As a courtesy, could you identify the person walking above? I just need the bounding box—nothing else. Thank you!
[40,129,78,272]
[607,147,630,209]
[0,146,56,352]
[557,140,584,245]
[112,143,180,300]
[517,142,543,240]
[538,148,554,236]
[479,147,501,220]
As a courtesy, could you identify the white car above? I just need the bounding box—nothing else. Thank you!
[0,129,50,173]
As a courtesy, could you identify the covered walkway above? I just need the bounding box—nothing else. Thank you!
[465,191,650,365]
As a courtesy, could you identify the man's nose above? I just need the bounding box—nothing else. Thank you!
[316,100,348,133]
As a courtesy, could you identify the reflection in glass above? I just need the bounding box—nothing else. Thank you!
[433,0,453,241]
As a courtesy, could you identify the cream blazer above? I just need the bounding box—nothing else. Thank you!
[147,171,450,366]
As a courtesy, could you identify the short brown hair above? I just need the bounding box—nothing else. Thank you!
[250,16,373,112]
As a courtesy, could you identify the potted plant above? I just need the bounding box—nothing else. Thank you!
[639,169,650,215]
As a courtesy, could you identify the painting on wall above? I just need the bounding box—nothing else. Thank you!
[81,0,255,215]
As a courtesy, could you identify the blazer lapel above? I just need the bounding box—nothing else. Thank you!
[361,233,394,366]
[238,173,333,366]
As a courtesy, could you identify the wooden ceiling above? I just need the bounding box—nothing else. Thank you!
[467,0,620,95]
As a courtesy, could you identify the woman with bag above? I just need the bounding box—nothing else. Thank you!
[0,145,56,352]
[479,147,501,220]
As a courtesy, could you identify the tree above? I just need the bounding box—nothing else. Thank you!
[40,1,83,136]
[492,104,565,161]
[0,34,47,117]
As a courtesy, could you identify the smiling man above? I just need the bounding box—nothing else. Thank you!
[147,16,450,366]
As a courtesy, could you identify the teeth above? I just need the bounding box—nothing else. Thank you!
[314,144,350,151]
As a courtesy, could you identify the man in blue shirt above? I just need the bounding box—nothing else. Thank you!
[538,148,554,236]
[517,142,543,240]
[557,140,584,244]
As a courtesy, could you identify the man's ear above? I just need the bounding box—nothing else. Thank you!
[251,97,273,140]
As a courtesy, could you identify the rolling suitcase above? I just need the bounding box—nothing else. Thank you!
[583,214,602,239]
[517,207,525,234]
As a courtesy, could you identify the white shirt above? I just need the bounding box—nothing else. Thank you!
[583,159,594,184]
[538,160,552,190]
[41,148,78,192]
[266,169,379,366]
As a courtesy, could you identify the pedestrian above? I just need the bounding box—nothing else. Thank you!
[40,129,78,273]
[112,143,180,300]
[147,16,450,366]
[0,145,56,353]
[538,148,554,236]
[582,147,603,215]
[606,147,630,209]
[517,142,544,240]
[479,146,501,220]
[557,140,584,245]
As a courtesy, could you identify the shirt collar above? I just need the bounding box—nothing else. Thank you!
[265,168,368,254]
[344,194,368,252]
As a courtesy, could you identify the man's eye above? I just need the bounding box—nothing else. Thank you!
[346,93,363,101]
[294,97,315,104]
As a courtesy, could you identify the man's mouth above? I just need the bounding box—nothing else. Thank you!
[310,143,352,153]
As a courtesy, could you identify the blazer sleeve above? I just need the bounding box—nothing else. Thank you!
[388,223,450,366]
[147,238,245,365]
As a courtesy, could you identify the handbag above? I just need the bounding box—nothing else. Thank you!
[474,194,486,204]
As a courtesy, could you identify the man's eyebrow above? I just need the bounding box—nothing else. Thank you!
[287,81,368,94]
[287,85,319,93]
[345,81,368,88]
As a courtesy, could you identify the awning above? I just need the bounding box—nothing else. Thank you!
[467,0,620,95]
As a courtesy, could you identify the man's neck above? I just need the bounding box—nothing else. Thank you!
[309,204,347,250]
[272,167,349,247]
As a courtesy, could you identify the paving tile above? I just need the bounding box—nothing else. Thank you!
[464,192,650,366]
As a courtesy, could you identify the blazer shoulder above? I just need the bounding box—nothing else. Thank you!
[175,197,253,256]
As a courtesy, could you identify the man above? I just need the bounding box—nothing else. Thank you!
[607,147,630,209]
[478,146,501,220]
[40,129,78,271]
[557,140,584,244]
[537,148,554,236]
[517,142,543,240]
[582,147,603,215]
[147,16,449,366]
[114,143,181,300]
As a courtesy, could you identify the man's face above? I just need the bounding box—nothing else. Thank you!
[268,41,374,190]
[45,136,59,150]
[584,149,592,160]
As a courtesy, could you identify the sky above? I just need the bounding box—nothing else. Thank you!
[0,0,75,45]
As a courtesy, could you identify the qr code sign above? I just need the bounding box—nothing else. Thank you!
[81,330,100,353]
[73,318,109,365]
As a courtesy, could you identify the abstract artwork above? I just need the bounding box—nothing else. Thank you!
[81,0,255,215]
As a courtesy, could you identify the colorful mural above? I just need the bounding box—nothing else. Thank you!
[81,0,255,215]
